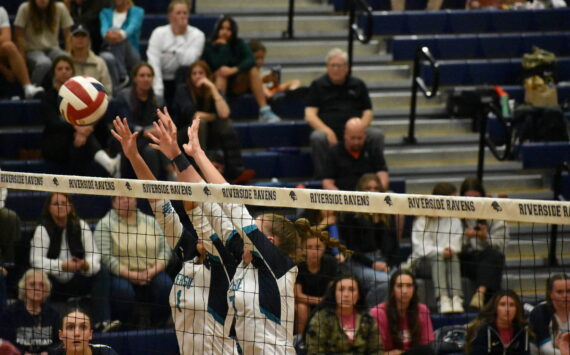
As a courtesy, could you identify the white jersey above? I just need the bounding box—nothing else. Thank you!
[152,200,239,354]
[221,204,298,355]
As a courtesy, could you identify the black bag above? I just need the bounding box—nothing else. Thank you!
[512,104,569,143]
[432,324,467,355]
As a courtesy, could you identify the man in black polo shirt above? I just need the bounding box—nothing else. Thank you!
[305,48,384,180]
[322,118,389,191]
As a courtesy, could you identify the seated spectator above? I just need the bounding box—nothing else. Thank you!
[249,39,301,100]
[295,232,339,334]
[94,196,172,327]
[99,0,143,91]
[370,270,435,355]
[202,16,280,123]
[0,269,60,354]
[146,0,204,102]
[529,274,570,355]
[305,48,384,179]
[0,6,44,98]
[390,0,443,10]
[30,192,114,332]
[408,182,464,314]
[52,309,118,355]
[171,60,254,184]
[323,118,389,191]
[115,62,172,180]
[0,168,22,312]
[465,289,531,354]
[14,0,73,86]
[305,275,381,353]
[41,56,119,177]
[64,0,110,53]
[459,177,509,309]
[69,24,113,94]
[338,173,400,307]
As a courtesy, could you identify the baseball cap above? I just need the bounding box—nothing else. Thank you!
[71,24,90,36]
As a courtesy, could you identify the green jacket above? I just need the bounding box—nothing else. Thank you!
[202,38,255,73]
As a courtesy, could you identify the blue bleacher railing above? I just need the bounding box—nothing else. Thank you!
[405,46,439,144]
[548,161,569,266]
[348,0,373,76]
[476,101,512,182]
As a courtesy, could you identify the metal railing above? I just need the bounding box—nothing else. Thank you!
[284,0,296,39]
[548,161,569,266]
[475,102,513,181]
[347,0,373,76]
[404,46,439,144]
[190,0,197,14]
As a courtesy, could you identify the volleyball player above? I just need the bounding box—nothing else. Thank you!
[111,116,240,354]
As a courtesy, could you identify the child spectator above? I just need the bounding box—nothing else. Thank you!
[295,232,339,334]
[249,39,301,100]
[370,270,436,355]
[14,0,74,86]
[0,269,60,354]
[202,16,280,122]
[408,182,464,314]
[0,6,44,98]
[304,275,381,354]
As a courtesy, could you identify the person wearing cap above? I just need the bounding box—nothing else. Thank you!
[69,24,113,94]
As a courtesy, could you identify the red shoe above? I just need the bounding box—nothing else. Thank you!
[232,169,256,184]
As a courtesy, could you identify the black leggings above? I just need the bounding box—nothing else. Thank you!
[460,247,505,300]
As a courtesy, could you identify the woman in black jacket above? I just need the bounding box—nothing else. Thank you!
[466,289,531,354]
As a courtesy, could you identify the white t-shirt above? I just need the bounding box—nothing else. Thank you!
[0,7,9,28]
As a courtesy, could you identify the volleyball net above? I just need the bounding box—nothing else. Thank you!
[1,170,569,353]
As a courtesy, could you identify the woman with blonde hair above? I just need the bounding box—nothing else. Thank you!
[0,269,60,354]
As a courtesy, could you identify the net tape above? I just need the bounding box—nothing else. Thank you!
[1,171,569,225]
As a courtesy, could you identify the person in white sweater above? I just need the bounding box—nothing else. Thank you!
[408,182,464,314]
[146,0,205,100]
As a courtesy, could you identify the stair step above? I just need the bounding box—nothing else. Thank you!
[384,146,502,167]
[390,161,523,176]
[270,41,382,62]
[196,0,333,15]
[406,174,545,195]
[236,15,348,39]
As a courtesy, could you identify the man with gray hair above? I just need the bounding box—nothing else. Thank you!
[304,48,384,180]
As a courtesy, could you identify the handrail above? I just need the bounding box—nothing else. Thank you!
[476,102,512,182]
[283,0,295,39]
[347,0,373,76]
[404,46,439,144]
[548,161,569,266]
[190,0,196,14]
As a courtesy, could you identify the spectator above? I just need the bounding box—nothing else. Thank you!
[146,0,204,101]
[99,0,143,91]
[304,275,381,354]
[465,289,531,354]
[69,24,113,94]
[305,47,384,179]
[249,39,301,100]
[64,0,110,53]
[0,6,44,99]
[338,173,400,307]
[322,117,389,191]
[0,168,21,312]
[40,56,119,177]
[459,177,509,309]
[408,182,464,314]
[51,309,118,355]
[30,192,114,332]
[0,339,20,355]
[94,195,172,327]
[558,333,570,355]
[14,0,74,86]
[115,62,172,180]
[529,274,570,355]
[171,60,254,183]
[390,0,443,10]
[370,270,435,355]
[295,232,339,334]
[0,269,60,354]
[202,16,280,123]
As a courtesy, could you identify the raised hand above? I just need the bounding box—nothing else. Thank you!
[111,116,139,161]
[182,117,203,158]
[147,107,181,160]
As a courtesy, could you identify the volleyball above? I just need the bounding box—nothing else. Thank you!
[58,75,109,126]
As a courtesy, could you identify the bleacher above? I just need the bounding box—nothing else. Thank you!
[1,0,569,353]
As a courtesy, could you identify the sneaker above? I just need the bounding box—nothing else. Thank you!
[258,106,281,123]
[452,295,465,313]
[440,295,453,314]
[24,84,44,99]
[232,169,256,184]
[469,290,485,310]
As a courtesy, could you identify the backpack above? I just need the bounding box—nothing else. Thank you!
[512,104,569,143]
[431,324,467,355]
